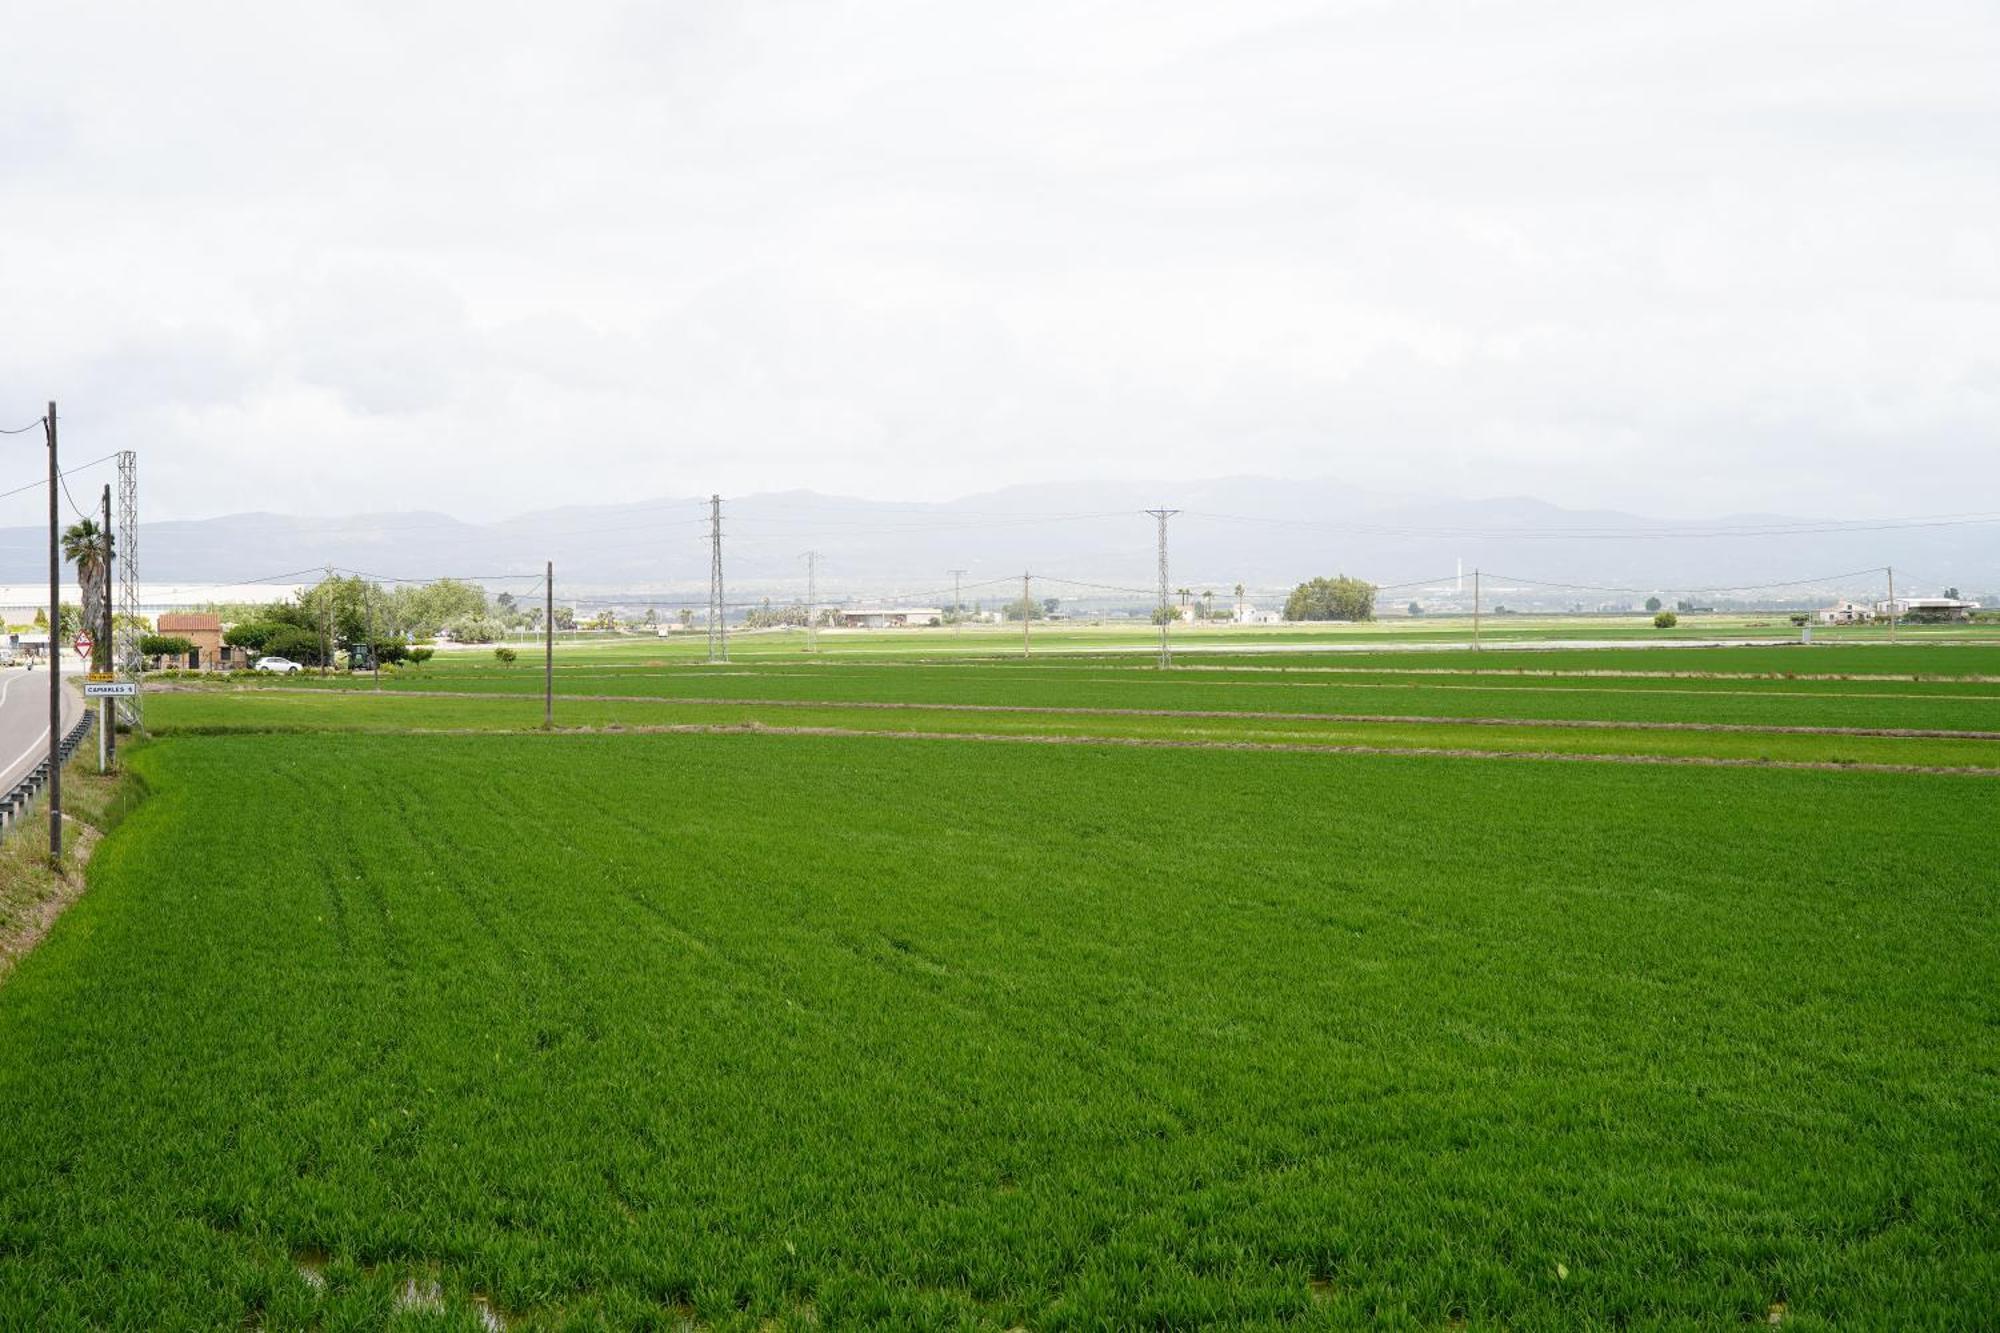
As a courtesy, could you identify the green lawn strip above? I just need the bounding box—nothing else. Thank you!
[250,660,2000,695]
[173,665,2000,733]
[142,689,2000,769]
[304,635,2000,679]
[0,733,1993,1326]
[1027,642,2000,677]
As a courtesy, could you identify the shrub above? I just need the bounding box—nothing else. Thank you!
[493,647,518,665]
[139,634,194,658]
[408,647,435,665]
[1654,612,1679,629]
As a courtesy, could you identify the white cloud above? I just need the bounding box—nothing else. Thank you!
[0,0,1995,524]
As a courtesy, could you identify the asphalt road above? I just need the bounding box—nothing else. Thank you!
[0,666,86,796]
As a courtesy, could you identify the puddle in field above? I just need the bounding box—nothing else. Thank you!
[398,1277,508,1330]
[290,1250,505,1328]
[293,1249,330,1292]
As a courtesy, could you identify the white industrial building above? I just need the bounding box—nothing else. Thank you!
[1874,597,1979,621]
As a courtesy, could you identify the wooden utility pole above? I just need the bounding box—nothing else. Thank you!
[45,402,61,865]
[803,551,819,654]
[1022,572,1032,659]
[320,565,333,676]
[544,561,554,730]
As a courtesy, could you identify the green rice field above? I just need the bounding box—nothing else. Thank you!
[1,635,1995,1328]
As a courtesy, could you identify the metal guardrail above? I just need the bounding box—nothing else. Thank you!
[0,711,96,833]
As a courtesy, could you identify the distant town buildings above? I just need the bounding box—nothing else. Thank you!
[835,608,943,629]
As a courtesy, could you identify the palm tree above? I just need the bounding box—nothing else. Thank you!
[61,518,112,669]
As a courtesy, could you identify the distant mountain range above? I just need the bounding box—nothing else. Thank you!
[6,478,1993,610]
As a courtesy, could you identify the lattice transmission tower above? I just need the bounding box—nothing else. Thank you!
[1144,507,1178,669]
[707,494,728,663]
[116,451,142,728]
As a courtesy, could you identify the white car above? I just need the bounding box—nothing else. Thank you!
[254,656,304,674]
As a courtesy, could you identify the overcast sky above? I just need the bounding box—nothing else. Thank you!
[2,1,1996,525]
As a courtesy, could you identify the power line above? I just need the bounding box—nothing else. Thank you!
[330,566,548,586]
[0,451,124,505]
[56,466,93,523]
[1482,565,1891,597]
[1184,507,2000,541]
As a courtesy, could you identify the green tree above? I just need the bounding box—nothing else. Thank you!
[1644,596,1662,613]
[299,574,384,645]
[1003,596,1043,621]
[389,579,489,637]
[446,614,502,644]
[224,622,284,653]
[261,625,327,665]
[1283,575,1376,622]
[139,634,193,660]
[743,603,807,629]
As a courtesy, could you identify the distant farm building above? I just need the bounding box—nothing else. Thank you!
[155,612,229,669]
[1816,600,1874,625]
[836,607,943,629]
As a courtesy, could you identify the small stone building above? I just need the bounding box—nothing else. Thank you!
[155,612,225,669]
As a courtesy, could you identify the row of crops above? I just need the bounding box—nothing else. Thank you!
[0,640,1994,1326]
